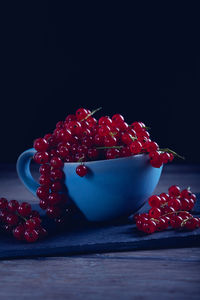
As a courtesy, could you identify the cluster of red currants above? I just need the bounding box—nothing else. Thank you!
[0,197,47,242]
[33,107,181,220]
[134,185,199,234]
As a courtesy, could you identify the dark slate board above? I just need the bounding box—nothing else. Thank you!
[0,195,200,259]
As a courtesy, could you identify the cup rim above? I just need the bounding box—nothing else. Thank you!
[64,153,147,166]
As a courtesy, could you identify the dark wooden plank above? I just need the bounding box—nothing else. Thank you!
[0,248,200,300]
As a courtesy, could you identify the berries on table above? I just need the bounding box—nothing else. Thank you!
[0,197,47,243]
[134,185,199,234]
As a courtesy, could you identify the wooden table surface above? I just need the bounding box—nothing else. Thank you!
[0,163,200,300]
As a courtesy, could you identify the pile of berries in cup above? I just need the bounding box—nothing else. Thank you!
[33,107,183,221]
[0,198,47,242]
[134,185,200,234]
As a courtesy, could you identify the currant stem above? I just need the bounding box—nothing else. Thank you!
[150,210,190,223]
[16,211,27,222]
[78,156,85,164]
[159,148,185,160]
[81,107,102,121]
[181,216,192,227]
[130,135,137,142]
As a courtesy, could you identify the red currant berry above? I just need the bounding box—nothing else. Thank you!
[87,117,97,128]
[160,152,171,164]
[104,135,117,147]
[136,219,143,231]
[142,220,157,234]
[139,213,150,221]
[148,195,162,208]
[120,146,131,157]
[7,200,19,213]
[76,108,89,120]
[98,125,111,137]
[144,141,159,153]
[6,214,19,226]
[130,141,142,155]
[77,145,88,155]
[24,229,39,242]
[131,121,145,132]
[76,165,88,177]
[57,145,70,159]
[112,114,124,125]
[179,198,190,210]
[168,197,182,210]
[33,151,49,164]
[65,114,76,123]
[184,218,199,230]
[56,121,64,128]
[39,199,48,210]
[121,133,134,145]
[0,197,8,210]
[170,215,183,228]
[13,224,25,241]
[99,116,112,126]
[168,185,181,197]
[39,164,51,175]
[67,121,82,136]
[37,186,49,200]
[94,134,104,146]
[181,188,192,199]
[50,169,64,181]
[190,193,197,202]
[149,155,163,168]
[50,157,64,169]
[161,206,176,215]
[178,211,192,218]
[39,175,52,187]
[44,133,52,141]
[168,153,174,162]
[87,148,99,160]
[17,202,32,217]
[149,207,161,218]
[33,138,49,152]
[25,217,41,230]
[49,149,59,159]
[81,136,94,147]
[57,129,72,143]
[156,217,168,231]
[159,193,170,202]
[105,148,120,159]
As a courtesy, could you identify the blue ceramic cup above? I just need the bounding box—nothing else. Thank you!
[17,148,162,222]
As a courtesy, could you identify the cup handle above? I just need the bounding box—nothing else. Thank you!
[16,148,39,196]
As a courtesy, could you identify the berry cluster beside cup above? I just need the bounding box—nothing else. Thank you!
[134,185,199,234]
[0,198,47,242]
[33,107,184,222]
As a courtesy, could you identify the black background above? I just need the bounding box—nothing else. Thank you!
[1,2,200,163]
